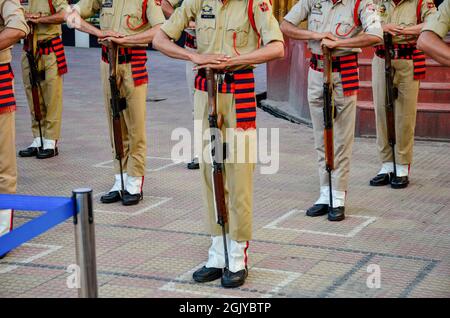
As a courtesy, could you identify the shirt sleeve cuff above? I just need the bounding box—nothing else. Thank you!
[161,22,183,41]
[422,23,448,39]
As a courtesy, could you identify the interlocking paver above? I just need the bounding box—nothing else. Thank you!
[0,46,449,298]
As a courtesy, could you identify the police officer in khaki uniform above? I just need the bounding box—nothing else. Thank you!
[281,0,383,221]
[163,0,200,170]
[18,0,69,159]
[418,0,450,66]
[0,0,29,259]
[152,0,284,288]
[370,0,436,189]
[66,0,165,206]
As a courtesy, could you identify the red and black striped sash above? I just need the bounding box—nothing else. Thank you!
[310,53,359,96]
[195,69,257,130]
[101,45,149,87]
[374,44,426,80]
[0,64,16,114]
[37,36,68,75]
[185,32,197,49]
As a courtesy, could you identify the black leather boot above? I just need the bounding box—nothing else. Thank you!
[36,147,58,159]
[221,268,248,288]
[370,173,393,186]
[122,191,143,206]
[100,191,121,204]
[306,204,329,217]
[193,266,223,283]
[391,176,409,189]
[18,147,39,158]
[187,158,200,170]
[328,207,345,222]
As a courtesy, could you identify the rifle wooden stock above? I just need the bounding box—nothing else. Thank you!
[25,23,44,146]
[384,33,397,147]
[107,41,125,161]
[206,68,228,227]
[322,47,334,172]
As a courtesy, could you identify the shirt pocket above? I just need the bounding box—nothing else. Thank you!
[334,16,357,37]
[226,18,250,49]
[100,1,115,30]
[196,17,216,46]
[123,1,146,31]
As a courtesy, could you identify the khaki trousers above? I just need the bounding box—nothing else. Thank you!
[0,112,17,195]
[195,90,256,242]
[21,52,63,141]
[372,55,419,165]
[100,61,147,177]
[308,68,357,192]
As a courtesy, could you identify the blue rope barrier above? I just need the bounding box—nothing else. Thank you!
[0,194,74,256]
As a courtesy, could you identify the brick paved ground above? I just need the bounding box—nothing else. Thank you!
[0,47,449,298]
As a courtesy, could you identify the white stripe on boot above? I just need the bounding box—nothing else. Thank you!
[29,137,42,148]
[205,236,226,269]
[126,176,144,195]
[332,190,346,208]
[379,162,394,175]
[228,239,249,273]
[396,164,409,177]
[43,139,56,150]
[315,186,330,205]
[0,209,13,237]
[110,173,128,193]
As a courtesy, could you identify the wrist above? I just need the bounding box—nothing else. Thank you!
[188,51,198,62]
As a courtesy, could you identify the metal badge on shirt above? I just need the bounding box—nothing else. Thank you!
[102,0,113,8]
[312,1,323,15]
[201,4,215,19]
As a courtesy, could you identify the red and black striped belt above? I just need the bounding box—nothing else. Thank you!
[374,44,426,80]
[310,53,359,96]
[185,32,197,49]
[195,69,257,130]
[0,63,16,115]
[101,45,149,87]
[36,36,68,76]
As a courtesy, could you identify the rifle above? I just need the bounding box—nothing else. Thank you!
[106,41,126,196]
[322,46,334,211]
[25,23,44,149]
[384,33,398,177]
[205,68,229,272]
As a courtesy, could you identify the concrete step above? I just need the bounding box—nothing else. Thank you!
[358,81,450,104]
[356,101,450,140]
[359,58,450,83]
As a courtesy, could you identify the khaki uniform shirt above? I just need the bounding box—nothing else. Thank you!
[167,0,196,37]
[161,0,284,58]
[0,0,29,64]
[376,0,436,44]
[284,0,383,56]
[21,0,69,40]
[422,0,450,38]
[75,0,165,45]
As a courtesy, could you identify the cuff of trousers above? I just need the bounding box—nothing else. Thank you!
[205,236,226,269]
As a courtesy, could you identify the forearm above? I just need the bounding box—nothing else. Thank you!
[153,30,193,61]
[335,33,382,48]
[228,41,284,67]
[0,28,27,51]
[36,10,66,25]
[402,23,424,36]
[417,31,450,66]
[118,24,162,45]
[162,1,175,18]
[280,20,318,41]
[72,15,102,37]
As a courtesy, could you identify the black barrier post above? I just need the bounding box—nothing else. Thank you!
[72,188,98,298]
